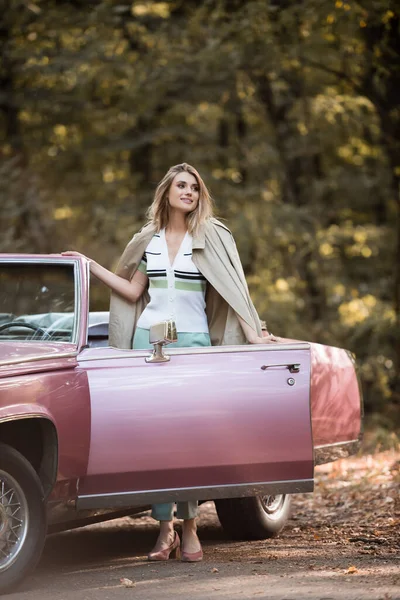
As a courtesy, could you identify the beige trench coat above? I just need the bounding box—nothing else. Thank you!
[108,218,262,349]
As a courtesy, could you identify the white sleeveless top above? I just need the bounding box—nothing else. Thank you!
[136,229,209,333]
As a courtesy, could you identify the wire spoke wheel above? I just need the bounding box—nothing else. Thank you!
[260,494,286,518]
[0,444,46,594]
[0,470,29,571]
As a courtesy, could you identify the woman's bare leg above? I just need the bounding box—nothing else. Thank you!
[181,518,201,553]
[150,519,175,552]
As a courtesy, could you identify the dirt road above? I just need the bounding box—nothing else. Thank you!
[9,451,400,600]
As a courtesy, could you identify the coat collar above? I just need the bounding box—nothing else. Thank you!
[137,221,206,250]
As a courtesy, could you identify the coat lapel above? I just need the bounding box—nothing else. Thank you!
[192,224,206,249]
[115,223,157,280]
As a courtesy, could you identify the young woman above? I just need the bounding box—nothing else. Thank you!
[63,163,277,563]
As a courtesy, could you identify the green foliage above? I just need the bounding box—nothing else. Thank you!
[0,0,399,424]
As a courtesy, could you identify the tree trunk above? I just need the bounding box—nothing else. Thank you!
[251,70,327,322]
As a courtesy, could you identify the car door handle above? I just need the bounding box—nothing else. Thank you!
[261,363,300,373]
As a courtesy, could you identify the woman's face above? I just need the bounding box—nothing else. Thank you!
[167,172,200,215]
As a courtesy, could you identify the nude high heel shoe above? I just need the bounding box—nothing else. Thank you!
[147,531,181,561]
[181,547,203,562]
[181,535,203,562]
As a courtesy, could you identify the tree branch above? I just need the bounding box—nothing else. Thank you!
[302,57,365,97]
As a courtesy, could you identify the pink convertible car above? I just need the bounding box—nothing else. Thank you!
[0,255,362,592]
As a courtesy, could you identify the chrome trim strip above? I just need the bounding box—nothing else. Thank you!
[0,414,52,425]
[79,342,310,362]
[314,438,362,465]
[0,258,80,265]
[84,261,91,347]
[71,262,80,346]
[77,479,314,510]
[0,351,78,368]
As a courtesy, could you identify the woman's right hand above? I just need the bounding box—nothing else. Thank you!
[61,251,93,270]
[61,251,90,261]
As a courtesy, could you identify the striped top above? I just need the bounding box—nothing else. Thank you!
[136,229,209,333]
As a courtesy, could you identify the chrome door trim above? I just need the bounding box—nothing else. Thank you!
[78,342,310,362]
[0,351,78,368]
[77,478,314,510]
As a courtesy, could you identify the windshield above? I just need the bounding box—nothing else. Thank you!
[0,262,77,343]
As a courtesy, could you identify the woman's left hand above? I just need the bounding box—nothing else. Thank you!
[251,333,280,344]
[262,332,280,343]
[236,314,280,344]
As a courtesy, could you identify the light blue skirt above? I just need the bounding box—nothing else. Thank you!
[133,327,211,350]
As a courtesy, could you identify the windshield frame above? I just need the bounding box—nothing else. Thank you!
[0,256,87,349]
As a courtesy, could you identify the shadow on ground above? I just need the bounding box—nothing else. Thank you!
[40,506,225,570]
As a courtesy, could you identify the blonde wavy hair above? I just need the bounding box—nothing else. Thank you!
[147,163,214,234]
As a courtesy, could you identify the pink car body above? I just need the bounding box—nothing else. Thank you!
[0,255,362,590]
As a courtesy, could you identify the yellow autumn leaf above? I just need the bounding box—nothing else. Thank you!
[346,565,358,574]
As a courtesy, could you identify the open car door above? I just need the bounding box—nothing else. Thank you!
[77,341,313,509]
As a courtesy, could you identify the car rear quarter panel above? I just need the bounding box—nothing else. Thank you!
[310,343,362,447]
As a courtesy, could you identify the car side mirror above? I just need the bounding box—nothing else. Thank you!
[145,320,177,363]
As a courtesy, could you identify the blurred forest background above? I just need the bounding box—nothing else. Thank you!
[0,0,399,438]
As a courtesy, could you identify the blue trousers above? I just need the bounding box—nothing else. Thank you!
[133,326,211,522]
[151,501,198,521]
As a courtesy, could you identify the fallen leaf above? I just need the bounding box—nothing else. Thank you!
[211,568,219,573]
[345,566,358,574]
[120,577,136,588]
